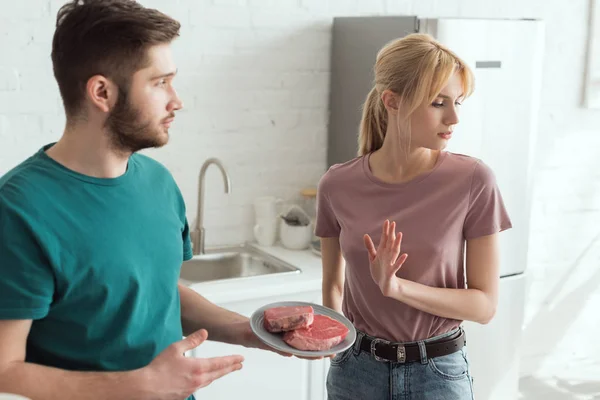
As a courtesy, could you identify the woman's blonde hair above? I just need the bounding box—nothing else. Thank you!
[358,33,475,156]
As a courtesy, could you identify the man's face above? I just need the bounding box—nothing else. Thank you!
[105,44,183,153]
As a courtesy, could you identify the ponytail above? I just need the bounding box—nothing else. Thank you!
[358,86,387,156]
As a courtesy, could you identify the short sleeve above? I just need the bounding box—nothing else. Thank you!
[314,172,341,237]
[463,161,513,240]
[0,202,55,320]
[172,182,193,262]
[182,217,193,261]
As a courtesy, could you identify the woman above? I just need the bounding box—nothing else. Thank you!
[315,33,512,400]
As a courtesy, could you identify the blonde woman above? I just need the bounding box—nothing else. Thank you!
[315,33,512,399]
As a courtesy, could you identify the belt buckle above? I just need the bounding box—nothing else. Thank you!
[370,338,391,362]
[396,343,406,363]
[370,338,406,363]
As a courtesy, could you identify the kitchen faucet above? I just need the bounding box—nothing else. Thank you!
[192,158,231,255]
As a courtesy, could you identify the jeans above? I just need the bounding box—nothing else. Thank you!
[327,328,475,400]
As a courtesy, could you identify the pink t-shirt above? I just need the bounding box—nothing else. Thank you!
[315,151,512,342]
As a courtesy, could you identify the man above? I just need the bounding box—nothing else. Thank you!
[0,1,288,399]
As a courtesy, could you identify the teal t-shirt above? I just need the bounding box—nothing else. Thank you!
[0,144,193,377]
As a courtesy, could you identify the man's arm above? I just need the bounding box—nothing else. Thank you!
[179,284,329,361]
[0,319,148,400]
[179,283,249,344]
[0,319,243,400]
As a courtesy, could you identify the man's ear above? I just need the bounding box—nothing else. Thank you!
[85,75,117,113]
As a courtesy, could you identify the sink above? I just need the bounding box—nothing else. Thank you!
[179,244,301,284]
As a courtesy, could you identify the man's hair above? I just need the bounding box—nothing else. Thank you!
[51,0,181,117]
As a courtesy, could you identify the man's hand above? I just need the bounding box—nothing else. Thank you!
[142,329,244,400]
[230,320,326,360]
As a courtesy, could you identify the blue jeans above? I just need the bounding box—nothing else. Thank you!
[327,328,475,400]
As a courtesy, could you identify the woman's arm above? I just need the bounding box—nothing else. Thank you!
[365,220,499,324]
[321,237,345,314]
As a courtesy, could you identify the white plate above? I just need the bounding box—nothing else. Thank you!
[250,301,357,357]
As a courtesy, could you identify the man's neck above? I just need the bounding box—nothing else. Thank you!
[45,123,130,179]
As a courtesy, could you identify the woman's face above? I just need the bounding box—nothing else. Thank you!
[407,72,464,151]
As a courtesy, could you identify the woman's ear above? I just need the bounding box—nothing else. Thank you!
[381,89,399,112]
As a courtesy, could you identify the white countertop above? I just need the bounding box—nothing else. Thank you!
[184,242,323,304]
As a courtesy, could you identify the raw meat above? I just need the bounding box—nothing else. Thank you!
[263,305,314,332]
[283,314,349,351]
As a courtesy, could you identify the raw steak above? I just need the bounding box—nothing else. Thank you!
[283,314,349,351]
[263,305,314,332]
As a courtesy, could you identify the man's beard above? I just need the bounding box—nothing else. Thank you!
[105,87,169,154]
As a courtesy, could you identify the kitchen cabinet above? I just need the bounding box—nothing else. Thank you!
[190,290,328,400]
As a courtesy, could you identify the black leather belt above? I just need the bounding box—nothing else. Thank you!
[359,328,466,363]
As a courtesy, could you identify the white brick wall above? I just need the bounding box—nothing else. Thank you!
[1,0,598,390]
